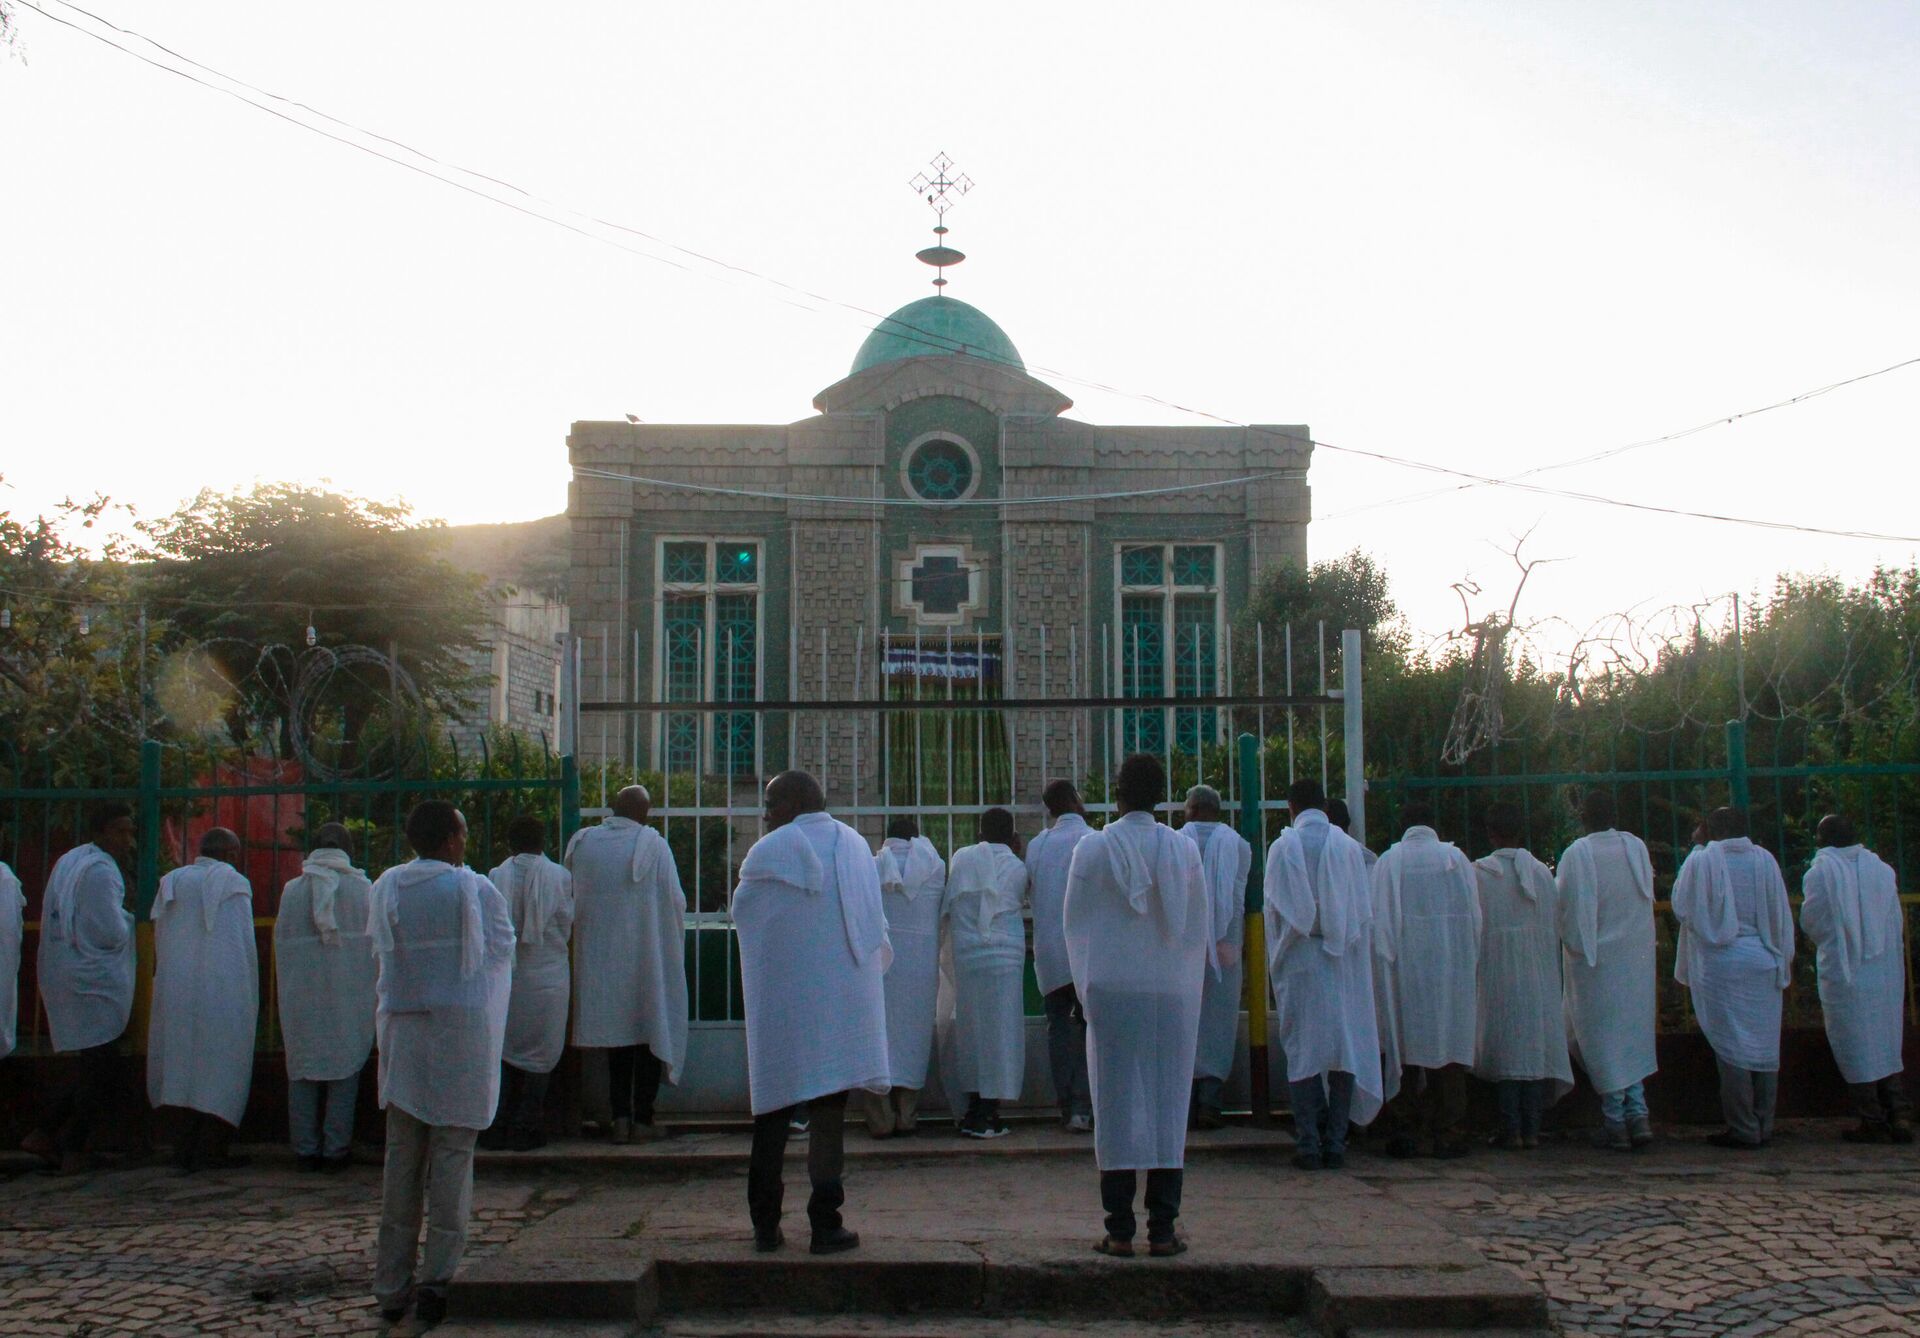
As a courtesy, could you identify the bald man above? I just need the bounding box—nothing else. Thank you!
[565,785,688,1143]
[149,827,260,1171]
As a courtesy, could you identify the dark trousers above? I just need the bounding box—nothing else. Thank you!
[37,1040,122,1156]
[607,1045,663,1123]
[1391,1063,1470,1153]
[1043,985,1092,1119]
[1290,1070,1356,1156]
[1100,1168,1183,1245]
[494,1063,551,1136]
[1495,1079,1550,1138]
[747,1091,848,1236]
[1850,1076,1912,1127]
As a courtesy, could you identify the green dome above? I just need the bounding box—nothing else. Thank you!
[850,296,1024,375]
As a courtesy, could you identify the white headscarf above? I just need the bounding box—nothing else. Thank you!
[152,856,252,932]
[1808,844,1896,984]
[1268,809,1369,955]
[495,851,571,943]
[296,847,361,944]
[883,835,944,899]
[739,813,891,968]
[41,845,118,943]
[1557,830,1653,969]
[566,815,670,886]
[1101,812,1192,943]
[369,859,487,981]
[946,841,1024,940]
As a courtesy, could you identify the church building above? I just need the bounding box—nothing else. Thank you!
[567,169,1311,801]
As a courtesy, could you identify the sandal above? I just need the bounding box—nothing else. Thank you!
[1149,1237,1189,1258]
[1093,1236,1134,1257]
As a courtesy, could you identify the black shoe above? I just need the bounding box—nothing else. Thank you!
[810,1227,860,1255]
[296,1154,323,1173]
[321,1153,353,1173]
[1843,1122,1892,1145]
[379,1302,407,1323]
[1323,1148,1346,1170]
[754,1227,785,1253]
[963,1119,1012,1140]
[1194,1106,1225,1131]
[415,1289,448,1328]
[1707,1130,1761,1150]
[1291,1150,1323,1171]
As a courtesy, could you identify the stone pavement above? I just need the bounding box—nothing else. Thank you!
[1,1118,1914,1336]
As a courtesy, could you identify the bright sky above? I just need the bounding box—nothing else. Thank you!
[5,0,1917,649]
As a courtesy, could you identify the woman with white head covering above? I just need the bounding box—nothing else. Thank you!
[1065,754,1209,1258]
[1180,784,1251,1131]
[486,813,574,1151]
[862,815,945,1138]
[276,821,377,1171]
[942,807,1029,1139]
[1800,813,1910,1144]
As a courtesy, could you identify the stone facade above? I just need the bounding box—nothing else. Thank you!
[567,298,1310,809]
[451,595,570,752]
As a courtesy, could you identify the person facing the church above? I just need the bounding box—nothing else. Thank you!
[1180,784,1250,1131]
[943,806,1029,1139]
[485,815,574,1152]
[1065,753,1209,1257]
[733,770,890,1255]
[862,816,945,1138]
[1556,789,1658,1152]
[565,784,688,1143]
[1025,778,1095,1133]
[1800,813,1910,1144]
[1471,804,1576,1151]
[275,821,377,1172]
[148,826,259,1172]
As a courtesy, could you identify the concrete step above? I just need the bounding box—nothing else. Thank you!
[652,1315,1314,1336]
[1305,1266,1551,1334]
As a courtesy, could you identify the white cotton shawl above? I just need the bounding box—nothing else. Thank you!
[1267,809,1370,956]
[35,844,136,1052]
[1555,830,1659,1096]
[879,836,945,1090]
[1803,845,1897,986]
[275,855,377,1083]
[489,852,574,1074]
[1672,838,1794,990]
[1471,848,1575,1098]
[741,815,893,971]
[0,862,22,1060]
[883,836,945,901]
[1557,829,1653,970]
[875,847,904,895]
[565,819,687,1069]
[1371,828,1482,1072]
[41,844,118,944]
[147,859,260,1125]
[1025,815,1092,997]
[494,851,573,945]
[369,860,490,1003]
[1183,821,1251,977]
[945,843,1028,950]
[566,815,669,887]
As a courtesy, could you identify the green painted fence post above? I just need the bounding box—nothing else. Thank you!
[1725,719,1751,812]
[135,739,162,917]
[560,753,581,848]
[1237,731,1271,1124]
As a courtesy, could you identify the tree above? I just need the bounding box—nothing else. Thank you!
[133,483,491,758]
[1237,548,1410,674]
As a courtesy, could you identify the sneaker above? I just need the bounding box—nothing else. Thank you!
[963,1120,1012,1140]
[1707,1130,1761,1150]
[809,1227,860,1255]
[1291,1150,1323,1171]
[1628,1115,1654,1149]
[1066,1114,1094,1134]
[789,1115,811,1135]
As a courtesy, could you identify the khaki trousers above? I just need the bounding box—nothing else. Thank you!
[373,1106,478,1308]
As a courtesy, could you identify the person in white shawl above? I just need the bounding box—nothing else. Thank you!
[1472,804,1577,1151]
[0,853,21,1062]
[1182,785,1251,1130]
[485,814,574,1152]
[275,822,376,1172]
[1800,813,1911,1144]
[862,816,945,1138]
[369,802,515,1329]
[565,784,688,1143]
[1326,798,1378,870]
[1065,753,1208,1258]
[943,807,1030,1139]
[1264,779,1386,1171]
[1672,806,1793,1150]
[1556,790,1658,1152]
[27,804,138,1176]
[734,771,890,1256]
[1026,780,1095,1132]
[148,827,260,1172]
[1372,804,1480,1160]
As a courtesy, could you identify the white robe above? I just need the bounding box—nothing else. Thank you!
[1065,812,1208,1171]
[36,844,136,1053]
[733,812,891,1115]
[1673,837,1793,1071]
[1183,821,1251,1083]
[878,836,945,1090]
[1556,830,1658,1095]
[564,817,688,1081]
[1472,848,1575,1100]
[1025,814,1092,997]
[943,841,1029,1102]
[1,862,23,1060]
[490,853,575,1074]
[1801,844,1906,1085]
[274,850,377,1083]
[147,858,260,1125]
[371,860,516,1129]
[1372,827,1480,1072]
[1263,810,1388,1124]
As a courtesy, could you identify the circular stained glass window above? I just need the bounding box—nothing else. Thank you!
[904,437,976,502]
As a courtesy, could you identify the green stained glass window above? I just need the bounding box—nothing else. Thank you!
[714,593,757,773]
[663,542,706,584]
[663,596,704,770]
[1120,595,1165,755]
[716,545,758,584]
[1173,595,1217,754]
[905,439,974,501]
[1120,546,1163,587]
[1173,545,1215,587]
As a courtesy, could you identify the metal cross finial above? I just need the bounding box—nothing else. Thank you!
[907,153,972,290]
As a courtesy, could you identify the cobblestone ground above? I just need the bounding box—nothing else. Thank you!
[0,1158,574,1337]
[1369,1118,1920,1337]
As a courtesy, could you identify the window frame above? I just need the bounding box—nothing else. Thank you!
[899,430,984,505]
[1112,542,1225,758]
[652,536,765,776]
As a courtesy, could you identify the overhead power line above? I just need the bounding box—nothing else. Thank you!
[17,0,1920,546]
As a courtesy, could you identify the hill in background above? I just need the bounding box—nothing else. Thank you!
[429,513,568,600]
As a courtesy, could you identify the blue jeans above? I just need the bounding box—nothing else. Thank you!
[1289,1070,1356,1157]
[289,1073,360,1159]
[1043,986,1092,1119]
[1599,1082,1648,1124]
